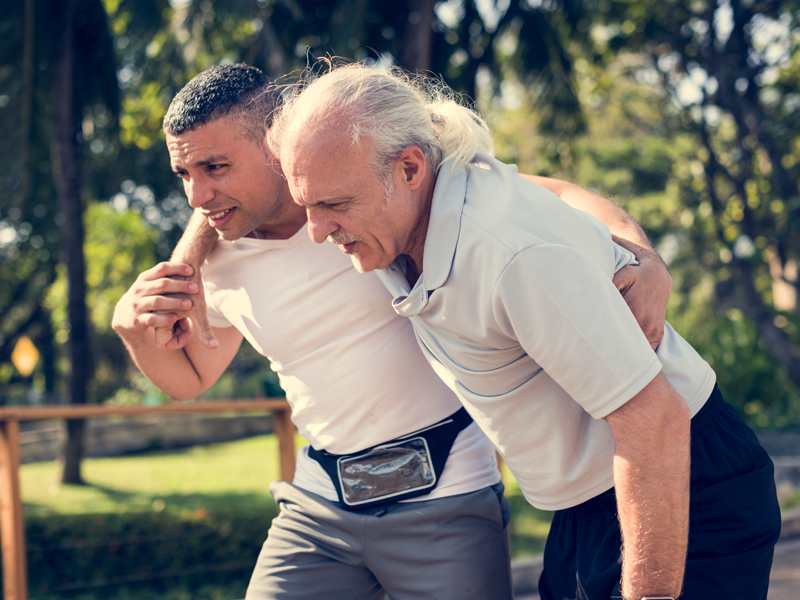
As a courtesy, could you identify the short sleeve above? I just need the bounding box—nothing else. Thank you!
[491,244,662,419]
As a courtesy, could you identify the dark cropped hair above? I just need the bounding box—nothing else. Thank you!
[163,64,281,144]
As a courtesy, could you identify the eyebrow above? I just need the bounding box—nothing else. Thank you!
[302,195,354,207]
[172,155,229,172]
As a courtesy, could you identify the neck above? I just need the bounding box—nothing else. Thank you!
[250,203,308,241]
[403,175,435,284]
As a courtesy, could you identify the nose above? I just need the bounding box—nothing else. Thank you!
[185,176,214,208]
[306,207,338,244]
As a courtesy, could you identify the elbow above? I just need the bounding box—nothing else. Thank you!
[606,375,691,456]
[166,389,199,402]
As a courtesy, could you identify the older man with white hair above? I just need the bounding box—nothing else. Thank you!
[271,64,782,600]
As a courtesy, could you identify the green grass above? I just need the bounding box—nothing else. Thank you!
[499,464,553,557]
[22,435,284,518]
[785,488,800,510]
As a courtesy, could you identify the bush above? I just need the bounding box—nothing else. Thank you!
[23,505,277,599]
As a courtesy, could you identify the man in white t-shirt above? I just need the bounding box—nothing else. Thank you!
[272,64,781,600]
[113,65,673,600]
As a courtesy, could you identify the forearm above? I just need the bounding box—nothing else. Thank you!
[608,375,691,599]
[117,329,208,400]
[172,209,219,267]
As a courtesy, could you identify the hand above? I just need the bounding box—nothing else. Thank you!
[611,236,673,350]
[112,262,198,341]
[154,267,218,350]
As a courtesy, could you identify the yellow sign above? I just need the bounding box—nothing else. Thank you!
[11,336,39,377]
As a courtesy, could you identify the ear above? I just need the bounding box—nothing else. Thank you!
[396,146,428,191]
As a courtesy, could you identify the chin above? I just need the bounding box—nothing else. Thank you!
[349,255,376,273]
[216,227,247,241]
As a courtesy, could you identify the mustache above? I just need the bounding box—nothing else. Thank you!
[328,230,365,245]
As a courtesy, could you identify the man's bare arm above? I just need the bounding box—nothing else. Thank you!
[113,262,243,399]
[522,175,671,349]
[155,210,220,349]
[604,374,691,599]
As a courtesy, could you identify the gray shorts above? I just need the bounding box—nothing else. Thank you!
[245,480,513,600]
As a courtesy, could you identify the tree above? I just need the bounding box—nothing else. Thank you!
[489,0,800,427]
[1,0,145,483]
[590,0,800,397]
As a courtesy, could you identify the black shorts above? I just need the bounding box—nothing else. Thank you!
[539,386,782,600]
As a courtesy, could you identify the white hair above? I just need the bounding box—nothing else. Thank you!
[267,62,495,191]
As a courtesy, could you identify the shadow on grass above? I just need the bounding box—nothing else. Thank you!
[82,481,278,515]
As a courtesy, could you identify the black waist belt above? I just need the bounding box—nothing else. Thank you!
[308,407,473,511]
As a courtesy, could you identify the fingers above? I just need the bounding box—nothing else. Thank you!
[143,262,194,281]
[195,322,219,349]
[169,272,218,349]
[612,265,635,294]
[612,264,667,350]
[154,317,193,349]
[139,277,200,299]
[140,295,194,315]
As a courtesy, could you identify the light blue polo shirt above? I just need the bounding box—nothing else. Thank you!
[377,153,716,510]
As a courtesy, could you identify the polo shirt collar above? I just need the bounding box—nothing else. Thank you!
[389,161,467,317]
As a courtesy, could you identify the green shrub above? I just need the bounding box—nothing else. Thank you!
[24,506,277,599]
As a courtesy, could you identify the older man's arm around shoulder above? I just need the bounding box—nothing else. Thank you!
[604,373,691,600]
[522,175,672,350]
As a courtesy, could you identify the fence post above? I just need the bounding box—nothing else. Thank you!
[0,419,27,600]
[272,408,296,482]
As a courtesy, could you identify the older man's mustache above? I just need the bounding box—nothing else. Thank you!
[328,230,365,245]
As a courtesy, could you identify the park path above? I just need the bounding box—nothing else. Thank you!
[515,535,800,600]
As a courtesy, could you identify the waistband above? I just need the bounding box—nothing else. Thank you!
[309,406,473,460]
[689,384,724,433]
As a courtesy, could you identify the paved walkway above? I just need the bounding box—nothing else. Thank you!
[767,537,800,600]
[515,535,800,600]
[515,504,800,600]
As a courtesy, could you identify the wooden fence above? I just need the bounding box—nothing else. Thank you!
[0,400,294,600]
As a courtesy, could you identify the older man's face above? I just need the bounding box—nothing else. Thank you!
[283,127,426,273]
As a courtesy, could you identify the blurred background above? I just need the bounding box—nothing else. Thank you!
[1,0,799,598]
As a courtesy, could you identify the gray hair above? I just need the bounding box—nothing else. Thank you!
[267,63,495,192]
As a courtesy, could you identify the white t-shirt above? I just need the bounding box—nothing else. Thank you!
[202,226,500,502]
[378,153,716,511]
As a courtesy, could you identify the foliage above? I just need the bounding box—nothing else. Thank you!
[3,0,800,438]
[589,0,800,417]
[44,204,158,405]
[24,509,272,599]
[19,435,279,597]
[490,1,800,429]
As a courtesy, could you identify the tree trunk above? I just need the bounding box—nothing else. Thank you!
[50,0,89,485]
[14,0,35,211]
[398,0,436,71]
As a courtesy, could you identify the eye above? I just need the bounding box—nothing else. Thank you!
[208,163,228,173]
[326,199,352,211]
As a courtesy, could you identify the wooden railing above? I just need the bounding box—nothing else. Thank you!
[0,399,294,600]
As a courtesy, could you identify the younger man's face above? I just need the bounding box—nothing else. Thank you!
[167,116,296,240]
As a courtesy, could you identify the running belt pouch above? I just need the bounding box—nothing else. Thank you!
[308,407,473,511]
